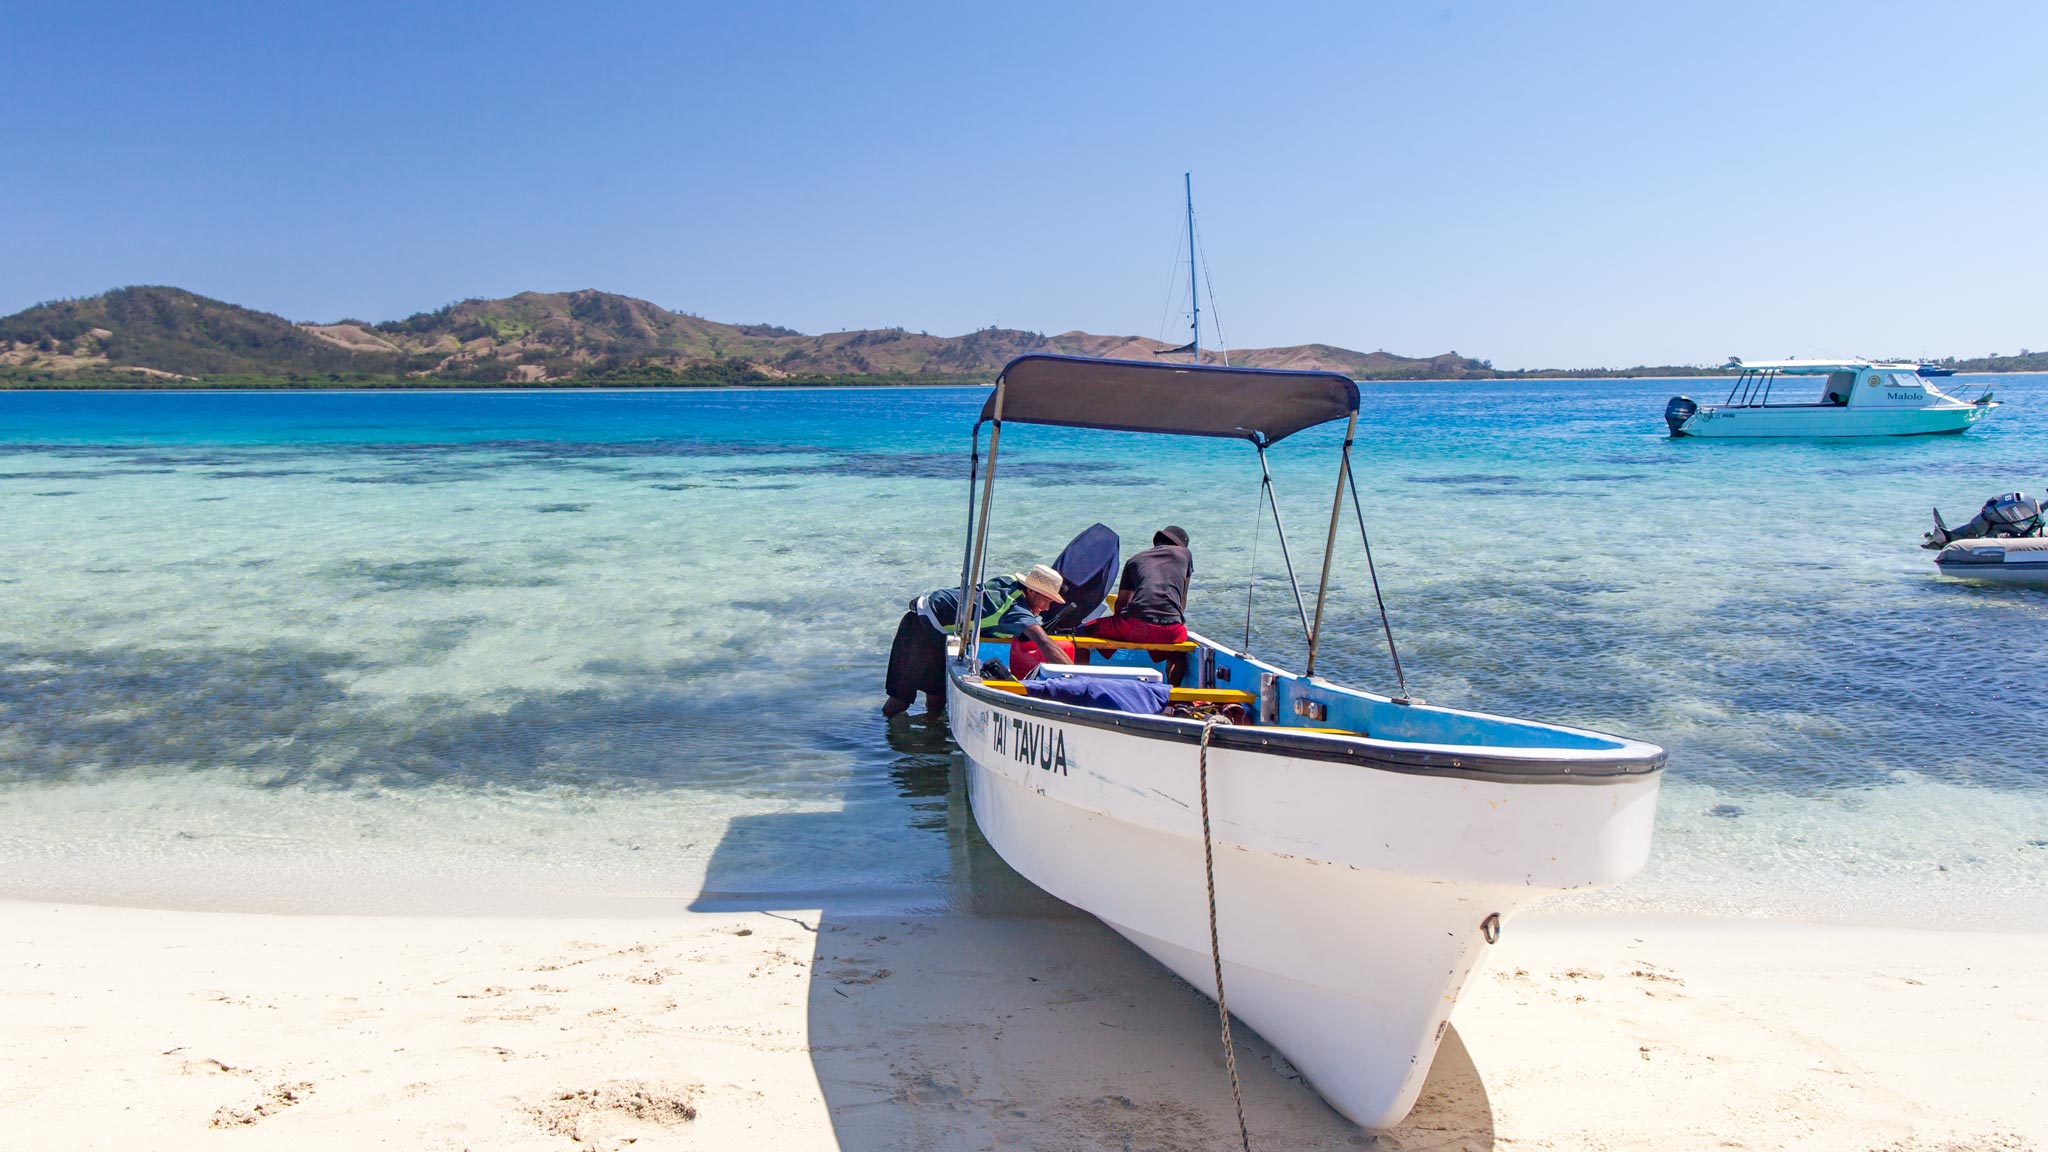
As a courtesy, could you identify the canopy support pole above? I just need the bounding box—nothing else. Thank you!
[1240,466,1266,652]
[1346,454,1410,702]
[1257,444,1314,654]
[959,422,982,601]
[963,384,1006,670]
[1304,411,1357,678]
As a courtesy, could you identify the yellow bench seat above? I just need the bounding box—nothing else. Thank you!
[1045,635,1200,653]
[980,680,1254,706]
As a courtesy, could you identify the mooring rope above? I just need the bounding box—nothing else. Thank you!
[1199,715,1253,1152]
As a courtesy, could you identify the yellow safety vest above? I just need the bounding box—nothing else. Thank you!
[945,583,1025,637]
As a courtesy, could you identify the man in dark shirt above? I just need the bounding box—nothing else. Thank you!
[1080,526,1193,684]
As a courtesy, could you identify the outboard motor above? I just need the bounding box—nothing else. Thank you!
[1983,492,2044,536]
[1924,491,2045,548]
[1664,396,1698,437]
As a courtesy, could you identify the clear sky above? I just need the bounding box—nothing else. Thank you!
[5,1,2043,368]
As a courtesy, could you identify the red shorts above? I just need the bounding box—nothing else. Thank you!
[1008,637,1075,679]
[1080,616,1188,645]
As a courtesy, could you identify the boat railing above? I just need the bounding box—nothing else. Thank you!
[979,631,1631,753]
[1723,368,1864,409]
[1725,368,1789,407]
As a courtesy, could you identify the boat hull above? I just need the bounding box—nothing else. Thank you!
[946,670,1663,1127]
[1935,563,2048,586]
[1674,403,1987,437]
[1935,538,2048,587]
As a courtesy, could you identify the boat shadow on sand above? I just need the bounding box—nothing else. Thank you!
[693,712,1498,1151]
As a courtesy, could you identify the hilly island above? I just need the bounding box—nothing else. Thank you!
[2,286,2042,388]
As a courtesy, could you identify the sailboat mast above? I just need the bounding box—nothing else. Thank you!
[1185,172,1200,365]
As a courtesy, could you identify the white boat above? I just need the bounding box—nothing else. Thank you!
[1934,537,2048,586]
[1665,359,1996,437]
[945,354,1666,1128]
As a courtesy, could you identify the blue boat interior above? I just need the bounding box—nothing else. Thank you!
[974,635,1624,753]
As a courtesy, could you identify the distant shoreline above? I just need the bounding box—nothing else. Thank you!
[4,369,2044,393]
[11,286,2044,390]
[0,378,983,393]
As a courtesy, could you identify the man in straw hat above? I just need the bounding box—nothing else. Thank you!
[883,563,1074,717]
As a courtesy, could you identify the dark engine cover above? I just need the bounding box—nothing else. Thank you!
[1664,395,1699,437]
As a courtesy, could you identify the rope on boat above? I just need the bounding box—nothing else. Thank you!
[1198,715,1254,1152]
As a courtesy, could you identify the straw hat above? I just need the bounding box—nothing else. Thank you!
[1022,564,1066,604]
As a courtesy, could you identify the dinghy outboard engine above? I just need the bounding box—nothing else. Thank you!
[1924,491,2046,548]
[1664,396,1698,437]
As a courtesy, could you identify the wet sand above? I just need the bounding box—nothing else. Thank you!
[2,900,2042,1150]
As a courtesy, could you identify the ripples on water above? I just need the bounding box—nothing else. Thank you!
[0,380,2043,926]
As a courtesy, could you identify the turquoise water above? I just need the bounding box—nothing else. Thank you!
[2,378,2044,926]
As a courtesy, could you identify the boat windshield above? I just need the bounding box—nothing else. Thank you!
[1822,371,1855,404]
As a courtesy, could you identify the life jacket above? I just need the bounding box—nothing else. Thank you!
[918,582,1027,638]
[965,585,1026,637]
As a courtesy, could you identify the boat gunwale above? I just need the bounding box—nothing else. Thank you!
[949,666,1666,785]
[1699,399,1983,412]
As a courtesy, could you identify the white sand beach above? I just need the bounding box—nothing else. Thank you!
[3,900,2041,1151]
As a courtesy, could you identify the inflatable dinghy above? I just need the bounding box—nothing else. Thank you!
[1934,537,2048,587]
[1924,492,2045,585]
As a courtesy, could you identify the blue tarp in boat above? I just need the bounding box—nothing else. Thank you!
[1022,674,1170,714]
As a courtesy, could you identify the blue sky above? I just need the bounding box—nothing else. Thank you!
[4,1,2042,367]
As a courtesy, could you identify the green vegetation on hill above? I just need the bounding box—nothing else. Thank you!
[0,286,2038,389]
[0,286,430,378]
[0,287,1090,387]
[1918,351,2048,374]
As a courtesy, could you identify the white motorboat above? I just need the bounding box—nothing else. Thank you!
[945,354,1666,1128]
[1665,359,1996,437]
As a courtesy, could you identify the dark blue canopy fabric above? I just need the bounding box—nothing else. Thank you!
[1022,674,1171,715]
[1042,522,1120,633]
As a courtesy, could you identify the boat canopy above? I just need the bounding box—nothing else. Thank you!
[1729,358,1916,374]
[979,354,1360,445]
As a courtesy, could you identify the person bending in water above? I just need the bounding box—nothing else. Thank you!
[1079,525,1193,685]
[883,563,1072,717]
